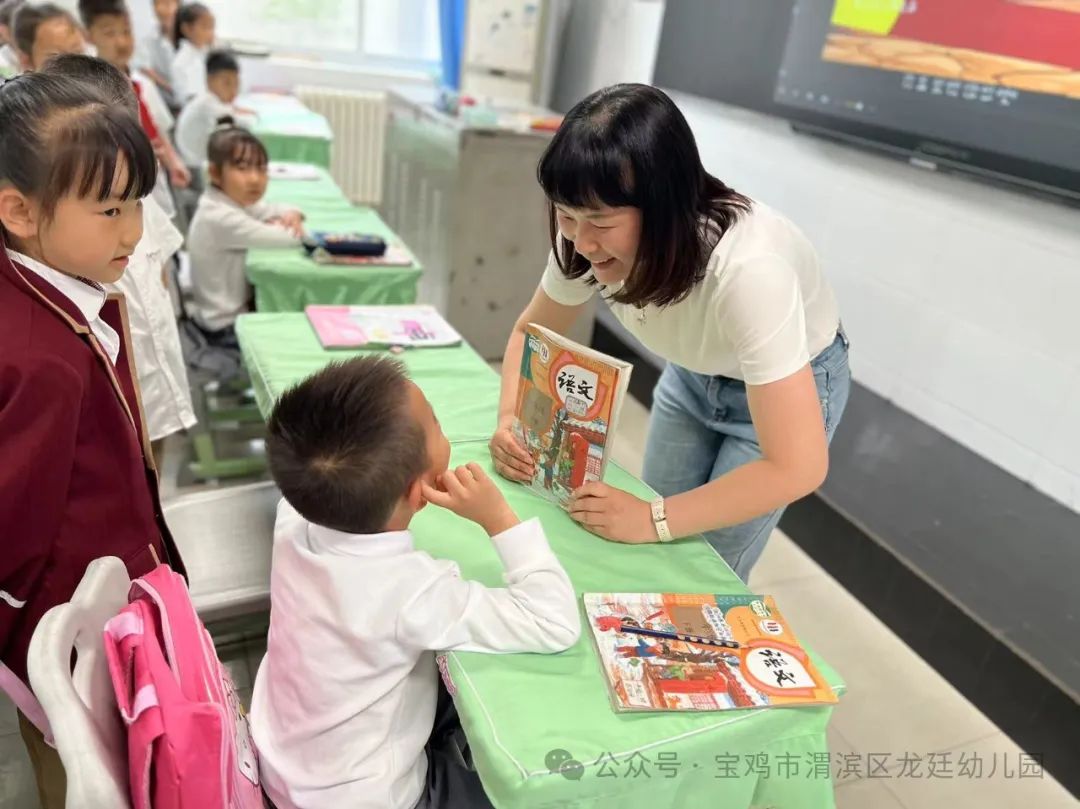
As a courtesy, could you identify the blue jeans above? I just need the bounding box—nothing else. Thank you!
[642,331,851,582]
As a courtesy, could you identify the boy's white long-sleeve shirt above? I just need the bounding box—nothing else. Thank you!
[250,499,580,809]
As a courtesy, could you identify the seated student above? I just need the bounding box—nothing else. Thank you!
[187,126,304,347]
[11,1,84,71]
[176,50,255,170]
[77,0,191,192]
[43,52,197,466]
[0,0,23,77]
[170,1,212,104]
[133,0,177,108]
[250,356,580,809]
[0,70,185,809]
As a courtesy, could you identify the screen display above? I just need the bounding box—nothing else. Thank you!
[774,0,1080,200]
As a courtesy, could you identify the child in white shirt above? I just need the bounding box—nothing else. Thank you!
[251,356,581,809]
[133,0,177,108]
[186,126,303,346]
[175,49,254,169]
[170,1,212,103]
[0,0,22,78]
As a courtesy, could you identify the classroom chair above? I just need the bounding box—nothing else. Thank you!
[25,557,133,809]
[163,481,281,623]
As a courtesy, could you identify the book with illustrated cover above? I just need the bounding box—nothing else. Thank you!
[305,305,462,349]
[584,593,838,713]
[512,324,632,507]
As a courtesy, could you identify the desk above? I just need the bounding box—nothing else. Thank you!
[245,173,422,311]
[236,311,844,809]
[242,92,333,168]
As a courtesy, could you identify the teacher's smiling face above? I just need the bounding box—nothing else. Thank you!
[553,203,642,286]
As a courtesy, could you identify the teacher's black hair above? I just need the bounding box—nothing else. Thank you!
[538,83,751,309]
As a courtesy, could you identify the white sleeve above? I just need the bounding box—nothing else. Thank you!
[539,249,596,306]
[217,208,302,250]
[718,255,810,386]
[249,200,302,221]
[395,518,581,654]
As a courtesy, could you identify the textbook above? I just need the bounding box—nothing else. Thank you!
[305,305,462,349]
[584,592,838,713]
[512,324,632,507]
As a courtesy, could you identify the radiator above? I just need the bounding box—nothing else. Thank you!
[295,86,387,206]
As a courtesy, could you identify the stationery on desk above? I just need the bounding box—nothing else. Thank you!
[305,305,462,350]
[585,592,837,713]
[268,162,322,181]
[512,323,632,508]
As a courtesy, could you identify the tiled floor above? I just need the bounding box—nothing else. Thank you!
[1,396,1076,808]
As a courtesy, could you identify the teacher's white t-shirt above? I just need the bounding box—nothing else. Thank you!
[541,201,840,386]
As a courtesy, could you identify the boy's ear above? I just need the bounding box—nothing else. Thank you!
[207,164,223,186]
[406,476,426,513]
[0,188,39,242]
[17,49,32,72]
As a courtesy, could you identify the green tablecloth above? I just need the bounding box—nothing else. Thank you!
[236,313,498,438]
[242,92,333,168]
[236,311,845,809]
[244,174,422,312]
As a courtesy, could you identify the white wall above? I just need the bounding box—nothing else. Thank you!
[670,93,1080,515]
[550,0,665,112]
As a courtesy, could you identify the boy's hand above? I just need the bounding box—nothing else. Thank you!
[169,162,192,189]
[421,463,519,537]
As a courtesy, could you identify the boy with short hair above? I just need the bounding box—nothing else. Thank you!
[251,356,581,809]
[78,0,191,191]
[12,1,84,71]
[175,49,254,168]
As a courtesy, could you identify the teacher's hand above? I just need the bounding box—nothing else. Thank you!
[489,418,535,482]
[568,483,655,544]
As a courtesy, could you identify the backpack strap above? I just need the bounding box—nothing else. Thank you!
[0,661,54,746]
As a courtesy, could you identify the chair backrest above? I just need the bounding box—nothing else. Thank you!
[162,481,280,622]
[26,556,133,809]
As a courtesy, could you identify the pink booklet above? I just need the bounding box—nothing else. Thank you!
[305,305,463,349]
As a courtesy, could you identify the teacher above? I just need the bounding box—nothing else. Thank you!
[488,84,851,582]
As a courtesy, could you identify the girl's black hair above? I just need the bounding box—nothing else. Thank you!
[173,2,209,46]
[207,126,268,172]
[0,71,157,223]
[538,83,752,309]
[12,2,74,56]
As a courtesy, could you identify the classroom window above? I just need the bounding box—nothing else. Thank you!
[214,0,441,67]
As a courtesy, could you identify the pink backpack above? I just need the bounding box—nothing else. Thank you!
[103,565,263,809]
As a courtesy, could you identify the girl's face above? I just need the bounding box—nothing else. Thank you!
[553,203,642,286]
[213,158,269,208]
[2,158,144,284]
[153,0,179,30]
[183,11,215,48]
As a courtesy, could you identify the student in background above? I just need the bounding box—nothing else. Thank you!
[77,0,191,193]
[0,0,23,77]
[11,1,84,71]
[251,356,580,809]
[0,70,185,809]
[133,0,177,107]
[187,127,304,348]
[170,0,212,103]
[176,50,256,171]
[43,53,197,466]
